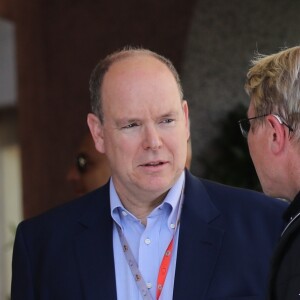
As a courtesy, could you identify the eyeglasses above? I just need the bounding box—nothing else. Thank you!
[238,114,294,138]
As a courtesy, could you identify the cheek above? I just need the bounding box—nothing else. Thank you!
[247,133,256,158]
[106,138,138,167]
[247,136,265,177]
[248,144,259,168]
[247,140,254,159]
[166,136,187,160]
[80,174,90,187]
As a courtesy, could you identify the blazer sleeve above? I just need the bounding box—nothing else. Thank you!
[11,223,35,300]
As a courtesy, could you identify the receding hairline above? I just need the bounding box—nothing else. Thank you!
[89,47,184,123]
[102,47,172,68]
[103,49,180,82]
[103,52,178,85]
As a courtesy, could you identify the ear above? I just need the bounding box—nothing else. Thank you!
[182,100,190,141]
[266,115,287,155]
[87,113,105,153]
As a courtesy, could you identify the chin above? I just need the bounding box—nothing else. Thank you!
[140,178,173,192]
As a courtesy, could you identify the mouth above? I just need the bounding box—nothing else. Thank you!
[141,161,166,167]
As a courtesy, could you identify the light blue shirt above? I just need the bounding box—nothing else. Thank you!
[110,172,185,300]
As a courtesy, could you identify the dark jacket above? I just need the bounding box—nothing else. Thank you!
[11,171,288,300]
[268,193,300,299]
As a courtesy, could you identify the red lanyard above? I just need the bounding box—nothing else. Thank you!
[156,237,174,299]
[117,224,176,300]
[116,182,184,299]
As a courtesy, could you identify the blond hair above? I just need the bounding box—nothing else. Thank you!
[245,46,300,139]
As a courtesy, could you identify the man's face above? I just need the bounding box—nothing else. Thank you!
[247,100,274,196]
[66,134,111,196]
[91,55,189,201]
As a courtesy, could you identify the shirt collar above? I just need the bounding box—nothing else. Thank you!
[110,172,185,228]
[283,191,300,221]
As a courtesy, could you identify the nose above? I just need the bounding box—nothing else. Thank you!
[142,125,162,150]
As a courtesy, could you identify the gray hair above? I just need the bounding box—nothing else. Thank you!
[245,46,300,140]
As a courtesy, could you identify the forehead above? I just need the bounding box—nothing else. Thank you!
[104,54,176,87]
[101,55,182,115]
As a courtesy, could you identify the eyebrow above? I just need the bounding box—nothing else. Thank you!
[161,111,178,117]
[114,111,179,127]
[157,110,180,121]
[115,118,139,127]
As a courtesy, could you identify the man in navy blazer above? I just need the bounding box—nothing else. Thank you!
[240,45,300,300]
[11,47,287,299]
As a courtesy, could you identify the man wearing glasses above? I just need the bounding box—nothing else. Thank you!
[238,46,300,300]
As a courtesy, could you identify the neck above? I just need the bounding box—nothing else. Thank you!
[119,191,168,226]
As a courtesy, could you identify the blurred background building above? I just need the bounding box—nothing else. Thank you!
[0,0,300,298]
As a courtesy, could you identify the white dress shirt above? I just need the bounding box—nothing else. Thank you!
[110,172,185,300]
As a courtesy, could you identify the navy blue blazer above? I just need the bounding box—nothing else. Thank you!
[11,171,288,299]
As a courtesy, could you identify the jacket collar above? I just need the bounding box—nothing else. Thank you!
[283,191,300,221]
[173,171,224,299]
[75,182,117,300]
[74,172,225,299]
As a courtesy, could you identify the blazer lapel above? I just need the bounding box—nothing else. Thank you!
[173,172,225,299]
[72,173,224,299]
[74,184,117,300]
[268,215,300,299]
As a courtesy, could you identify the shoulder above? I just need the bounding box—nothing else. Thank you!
[16,184,110,238]
[185,171,288,217]
[183,172,288,251]
[202,177,287,210]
